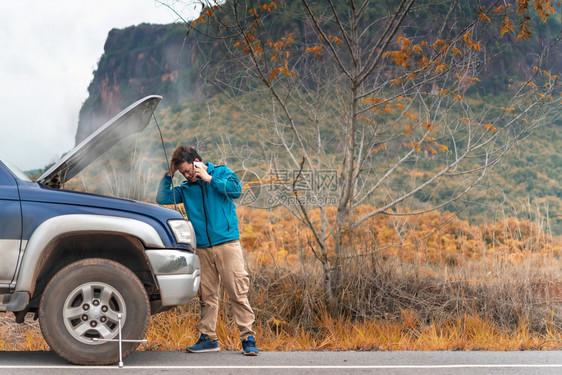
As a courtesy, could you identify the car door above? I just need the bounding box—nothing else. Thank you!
[0,162,23,288]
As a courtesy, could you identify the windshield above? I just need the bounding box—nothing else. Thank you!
[0,152,32,182]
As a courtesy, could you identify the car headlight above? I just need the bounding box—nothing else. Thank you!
[168,219,196,248]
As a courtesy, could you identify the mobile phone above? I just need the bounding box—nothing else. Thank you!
[193,161,204,180]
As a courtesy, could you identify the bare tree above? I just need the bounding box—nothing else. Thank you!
[162,0,561,298]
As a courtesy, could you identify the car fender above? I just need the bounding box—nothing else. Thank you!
[15,214,165,293]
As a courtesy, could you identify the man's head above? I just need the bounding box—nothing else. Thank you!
[171,145,202,182]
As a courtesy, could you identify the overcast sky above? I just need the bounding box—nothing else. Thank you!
[0,1,198,171]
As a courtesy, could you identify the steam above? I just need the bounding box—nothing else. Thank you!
[65,121,169,202]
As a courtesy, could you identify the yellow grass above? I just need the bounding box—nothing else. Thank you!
[2,305,561,351]
[140,307,562,351]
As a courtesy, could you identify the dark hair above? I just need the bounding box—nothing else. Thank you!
[171,145,202,167]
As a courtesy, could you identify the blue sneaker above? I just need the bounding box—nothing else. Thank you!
[186,334,220,353]
[241,335,259,356]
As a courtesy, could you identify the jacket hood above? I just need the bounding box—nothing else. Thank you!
[38,95,162,188]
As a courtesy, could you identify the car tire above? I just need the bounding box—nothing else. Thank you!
[39,258,150,365]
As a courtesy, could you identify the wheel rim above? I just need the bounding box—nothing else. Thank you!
[62,282,127,345]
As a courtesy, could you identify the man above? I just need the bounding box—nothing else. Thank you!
[156,145,259,356]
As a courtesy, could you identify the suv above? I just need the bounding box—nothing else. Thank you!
[0,96,200,365]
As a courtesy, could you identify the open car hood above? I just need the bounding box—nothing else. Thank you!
[38,95,162,188]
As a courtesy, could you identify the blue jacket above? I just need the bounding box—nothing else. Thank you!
[156,162,241,248]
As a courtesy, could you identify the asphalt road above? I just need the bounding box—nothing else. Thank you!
[0,350,561,374]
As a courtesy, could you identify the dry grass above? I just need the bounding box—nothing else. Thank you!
[141,280,562,351]
[3,305,561,352]
[1,207,561,351]
[0,314,47,351]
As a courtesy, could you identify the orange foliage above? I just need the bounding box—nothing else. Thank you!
[237,205,561,268]
[305,45,322,58]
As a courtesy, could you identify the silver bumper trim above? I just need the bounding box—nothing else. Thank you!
[146,250,200,306]
[154,271,201,306]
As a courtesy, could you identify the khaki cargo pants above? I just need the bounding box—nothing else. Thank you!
[195,240,255,341]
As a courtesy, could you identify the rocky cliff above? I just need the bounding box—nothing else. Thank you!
[75,23,195,144]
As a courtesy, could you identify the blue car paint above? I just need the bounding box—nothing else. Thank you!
[0,160,187,250]
[0,166,22,242]
[16,179,186,249]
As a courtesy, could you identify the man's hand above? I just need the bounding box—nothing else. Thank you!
[167,164,177,177]
[194,162,212,183]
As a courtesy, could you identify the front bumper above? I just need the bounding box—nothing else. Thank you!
[145,249,200,306]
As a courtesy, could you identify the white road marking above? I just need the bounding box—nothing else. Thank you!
[0,364,561,369]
